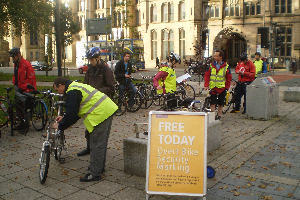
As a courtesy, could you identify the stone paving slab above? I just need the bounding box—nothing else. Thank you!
[1,82,300,199]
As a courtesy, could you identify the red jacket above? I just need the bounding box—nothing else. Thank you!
[204,61,232,94]
[235,60,256,82]
[12,57,37,92]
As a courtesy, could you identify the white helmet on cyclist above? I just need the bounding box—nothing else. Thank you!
[168,52,181,64]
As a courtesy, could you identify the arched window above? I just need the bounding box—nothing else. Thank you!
[162,30,168,60]
[151,31,157,59]
[179,29,185,58]
[151,5,157,22]
[162,4,168,22]
[118,12,122,26]
[136,10,140,25]
[169,3,174,21]
[169,30,174,53]
[179,2,185,20]
[113,12,117,27]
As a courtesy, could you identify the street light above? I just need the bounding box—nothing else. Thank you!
[55,0,62,76]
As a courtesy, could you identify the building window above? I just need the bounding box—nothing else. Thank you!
[136,10,140,25]
[215,6,220,17]
[179,29,185,58]
[162,4,168,22]
[275,26,292,58]
[81,0,85,11]
[118,12,122,26]
[151,31,157,60]
[30,52,33,60]
[169,3,174,21]
[35,52,39,60]
[210,6,214,18]
[169,30,174,53]
[162,30,168,60]
[99,0,104,8]
[179,2,185,20]
[245,1,261,16]
[30,32,38,45]
[225,0,239,17]
[113,12,117,27]
[275,0,292,13]
[151,5,157,22]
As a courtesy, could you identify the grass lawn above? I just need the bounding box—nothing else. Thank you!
[0,72,84,82]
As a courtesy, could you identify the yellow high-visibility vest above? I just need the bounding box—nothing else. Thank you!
[209,64,229,89]
[66,81,118,133]
[157,66,176,94]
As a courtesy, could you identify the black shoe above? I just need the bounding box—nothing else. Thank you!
[215,115,221,120]
[242,110,246,114]
[79,173,101,182]
[77,149,90,157]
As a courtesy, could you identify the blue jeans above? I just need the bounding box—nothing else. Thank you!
[118,82,137,107]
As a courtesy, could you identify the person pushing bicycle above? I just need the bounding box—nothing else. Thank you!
[204,50,232,120]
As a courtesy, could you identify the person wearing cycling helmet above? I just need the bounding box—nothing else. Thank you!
[77,47,115,157]
[231,52,255,114]
[204,50,232,120]
[153,52,180,95]
[9,47,37,133]
[114,50,137,109]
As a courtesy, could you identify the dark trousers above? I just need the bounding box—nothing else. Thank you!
[89,115,113,177]
[235,82,248,111]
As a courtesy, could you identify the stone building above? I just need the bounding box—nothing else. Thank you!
[207,0,300,68]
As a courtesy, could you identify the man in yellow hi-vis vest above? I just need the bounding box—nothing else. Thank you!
[204,50,232,120]
[253,52,263,77]
[53,77,118,182]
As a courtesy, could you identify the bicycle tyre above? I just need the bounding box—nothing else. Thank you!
[202,96,211,111]
[39,145,50,184]
[112,89,126,116]
[127,91,142,112]
[140,87,154,109]
[54,132,65,161]
[183,84,196,99]
[0,99,9,128]
[32,100,47,131]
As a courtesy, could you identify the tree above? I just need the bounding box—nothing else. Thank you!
[0,0,53,37]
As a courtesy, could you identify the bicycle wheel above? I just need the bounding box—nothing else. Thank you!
[32,100,47,131]
[0,99,9,128]
[202,96,211,111]
[127,91,142,112]
[223,91,234,114]
[140,87,154,109]
[183,84,196,99]
[39,144,50,184]
[112,91,126,116]
[54,132,65,161]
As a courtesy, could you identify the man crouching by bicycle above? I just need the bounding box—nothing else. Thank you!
[52,77,118,182]
[204,50,232,120]
[9,47,37,133]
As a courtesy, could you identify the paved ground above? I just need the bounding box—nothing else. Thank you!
[0,72,300,200]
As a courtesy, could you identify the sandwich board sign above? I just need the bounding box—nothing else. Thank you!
[146,111,207,199]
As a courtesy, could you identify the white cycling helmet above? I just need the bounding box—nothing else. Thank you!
[168,52,181,64]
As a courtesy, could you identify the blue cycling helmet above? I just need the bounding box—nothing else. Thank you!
[86,47,101,59]
[9,47,21,57]
[240,52,248,61]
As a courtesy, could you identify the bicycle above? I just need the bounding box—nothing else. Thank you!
[135,74,154,109]
[113,81,143,116]
[176,81,196,100]
[39,92,65,184]
[0,87,18,137]
[201,79,238,114]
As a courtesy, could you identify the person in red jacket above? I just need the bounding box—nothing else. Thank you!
[204,50,232,120]
[9,47,37,133]
[231,53,256,114]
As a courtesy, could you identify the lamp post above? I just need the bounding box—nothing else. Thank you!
[55,0,62,76]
